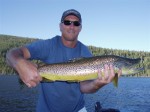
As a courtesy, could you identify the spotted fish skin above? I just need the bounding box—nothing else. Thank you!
[38,55,143,85]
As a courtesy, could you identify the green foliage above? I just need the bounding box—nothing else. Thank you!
[0,34,38,74]
[0,34,150,76]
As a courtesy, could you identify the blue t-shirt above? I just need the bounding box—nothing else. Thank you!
[26,36,92,112]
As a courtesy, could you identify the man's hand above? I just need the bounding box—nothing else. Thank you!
[6,47,42,88]
[80,64,122,93]
[93,64,122,89]
[16,59,42,88]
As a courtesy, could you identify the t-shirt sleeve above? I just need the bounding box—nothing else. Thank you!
[26,39,52,61]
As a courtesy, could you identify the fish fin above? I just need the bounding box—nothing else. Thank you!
[112,73,118,87]
[68,57,85,62]
[41,77,55,83]
[37,62,49,68]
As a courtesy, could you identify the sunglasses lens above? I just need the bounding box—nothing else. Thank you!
[63,20,81,26]
[63,21,71,25]
[73,21,80,26]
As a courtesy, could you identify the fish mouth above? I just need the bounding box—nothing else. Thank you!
[122,67,144,75]
[123,57,143,75]
[132,67,144,73]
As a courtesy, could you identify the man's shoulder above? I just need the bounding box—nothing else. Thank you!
[38,35,60,45]
[78,41,89,50]
[43,35,60,44]
[50,35,60,41]
[78,41,86,47]
[78,41,92,57]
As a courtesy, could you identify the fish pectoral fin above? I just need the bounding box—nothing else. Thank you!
[41,77,55,82]
[112,73,118,87]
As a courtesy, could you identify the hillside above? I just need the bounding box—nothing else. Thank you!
[0,34,38,74]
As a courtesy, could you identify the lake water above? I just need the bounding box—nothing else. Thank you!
[0,75,150,112]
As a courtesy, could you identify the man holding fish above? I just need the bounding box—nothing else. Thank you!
[6,9,122,112]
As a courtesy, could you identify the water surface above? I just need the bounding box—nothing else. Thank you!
[0,75,150,112]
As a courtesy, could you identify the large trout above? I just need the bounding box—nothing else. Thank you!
[38,55,143,86]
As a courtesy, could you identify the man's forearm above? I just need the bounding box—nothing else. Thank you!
[80,80,105,93]
[6,48,24,69]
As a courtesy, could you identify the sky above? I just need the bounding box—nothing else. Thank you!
[0,0,150,52]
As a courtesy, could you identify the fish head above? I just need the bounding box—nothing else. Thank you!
[114,56,144,75]
[121,67,144,75]
[115,57,141,68]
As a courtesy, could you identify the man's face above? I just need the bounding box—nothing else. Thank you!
[60,15,82,42]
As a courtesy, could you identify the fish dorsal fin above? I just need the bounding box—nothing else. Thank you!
[37,61,50,68]
[68,57,85,62]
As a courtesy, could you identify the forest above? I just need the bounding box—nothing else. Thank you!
[0,34,150,76]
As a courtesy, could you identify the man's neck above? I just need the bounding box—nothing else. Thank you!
[61,37,77,48]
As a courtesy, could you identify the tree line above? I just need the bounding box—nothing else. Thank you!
[0,34,150,76]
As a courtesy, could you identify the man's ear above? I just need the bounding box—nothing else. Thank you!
[79,25,82,32]
[59,23,63,32]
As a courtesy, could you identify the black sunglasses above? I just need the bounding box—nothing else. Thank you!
[62,20,81,26]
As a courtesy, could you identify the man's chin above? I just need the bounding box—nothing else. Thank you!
[64,37,77,42]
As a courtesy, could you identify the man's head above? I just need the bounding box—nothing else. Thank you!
[61,9,82,23]
[60,9,82,47]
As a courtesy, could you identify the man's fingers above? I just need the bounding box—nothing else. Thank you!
[27,81,37,88]
[118,69,122,77]
[25,81,38,88]
[96,64,122,88]
[108,64,115,81]
[26,83,32,88]
[97,69,102,80]
[23,75,42,88]
[37,72,43,81]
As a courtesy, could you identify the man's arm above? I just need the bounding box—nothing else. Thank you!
[80,64,122,93]
[6,47,42,88]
